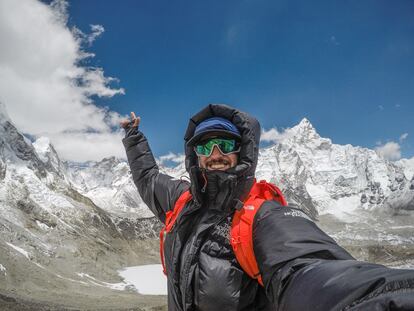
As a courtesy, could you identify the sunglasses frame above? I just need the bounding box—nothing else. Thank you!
[194,138,241,157]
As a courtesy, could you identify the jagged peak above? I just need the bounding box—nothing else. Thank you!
[285,117,320,141]
[33,136,51,152]
[33,136,54,163]
[295,118,317,133]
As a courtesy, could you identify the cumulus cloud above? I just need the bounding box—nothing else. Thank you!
[375,142,401,161]
[0,0,126,162]
[157,152,185,165]
[261,127,295,144]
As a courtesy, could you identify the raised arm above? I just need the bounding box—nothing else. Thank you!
[121,112,189,223]
[253,202,414,310]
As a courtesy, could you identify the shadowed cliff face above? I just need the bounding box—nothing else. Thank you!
[0,120,47,177]
[0,158,5,180]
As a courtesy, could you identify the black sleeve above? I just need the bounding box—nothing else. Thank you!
[253,201,414,311]
[122,131,189,223]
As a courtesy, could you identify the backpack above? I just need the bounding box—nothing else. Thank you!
[159,179,287,286]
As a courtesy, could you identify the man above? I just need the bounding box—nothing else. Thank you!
[122,104,414,311]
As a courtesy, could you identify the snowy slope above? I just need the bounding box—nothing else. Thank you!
[65,157,153,218]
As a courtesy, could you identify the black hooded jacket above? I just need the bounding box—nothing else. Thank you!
[123,104,414,311]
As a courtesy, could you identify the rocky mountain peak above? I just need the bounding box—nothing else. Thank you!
[33,137,53,162]
[276,118,331,152]
[33,136,65,177]
[0,103,47,177]
[291,118,320,139]
[297,117,313,129]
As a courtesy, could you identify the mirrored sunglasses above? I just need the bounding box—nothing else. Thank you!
[194,138,240,157]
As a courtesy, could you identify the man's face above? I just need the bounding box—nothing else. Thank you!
[196,137,239,171]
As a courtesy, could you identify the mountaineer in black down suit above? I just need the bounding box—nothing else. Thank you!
[121,104,414,311]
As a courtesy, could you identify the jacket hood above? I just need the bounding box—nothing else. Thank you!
[184,104,261,207]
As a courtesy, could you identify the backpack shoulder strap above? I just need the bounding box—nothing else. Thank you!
[230,180,287,286]
[160,189,192,275]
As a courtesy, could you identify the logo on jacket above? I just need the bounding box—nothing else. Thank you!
[213,221,231,242]
[283,209,312,221]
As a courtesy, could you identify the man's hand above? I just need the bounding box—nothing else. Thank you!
[120,112,141,129]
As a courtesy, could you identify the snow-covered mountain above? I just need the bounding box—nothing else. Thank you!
[256,118,414,218]
[0,102,162,309]
[65,157,153,218]
[64,117,414,222]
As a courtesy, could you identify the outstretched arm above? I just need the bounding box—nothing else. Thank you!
[254,202,414,310]
[121,112,189,223]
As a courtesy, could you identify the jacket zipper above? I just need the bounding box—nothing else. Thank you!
[181,212,229,310]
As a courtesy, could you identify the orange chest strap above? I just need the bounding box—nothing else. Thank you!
[230,180,287,286]
[159,190,193,275]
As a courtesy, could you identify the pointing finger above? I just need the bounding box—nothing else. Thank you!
[133,116,140,127]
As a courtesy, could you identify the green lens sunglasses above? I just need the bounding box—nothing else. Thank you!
[194,138,240,157]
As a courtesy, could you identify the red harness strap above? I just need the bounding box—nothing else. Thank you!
[159,190,193,275]
[159,180,287,286]
[230,180,287,286]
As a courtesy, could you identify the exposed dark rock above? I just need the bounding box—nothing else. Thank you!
[0,158,5,180]
[1,121,47,178]
[360,194,367,204]
[395,172,405,183]
[115,217,162,240]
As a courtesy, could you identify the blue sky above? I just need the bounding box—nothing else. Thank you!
[1,0,413,161]
[64,0,414,158]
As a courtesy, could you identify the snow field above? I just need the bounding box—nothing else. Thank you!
[118,264,167,295]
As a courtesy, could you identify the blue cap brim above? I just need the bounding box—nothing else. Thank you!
[187,129,242,146]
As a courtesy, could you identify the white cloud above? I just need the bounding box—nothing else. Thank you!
[47,130,126,162]
[400,133,408,142]
[261,127,295,144]
[375,141,401,161]
[87,24,105,45]
[0,0,126,162]
[157,152,185,165]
